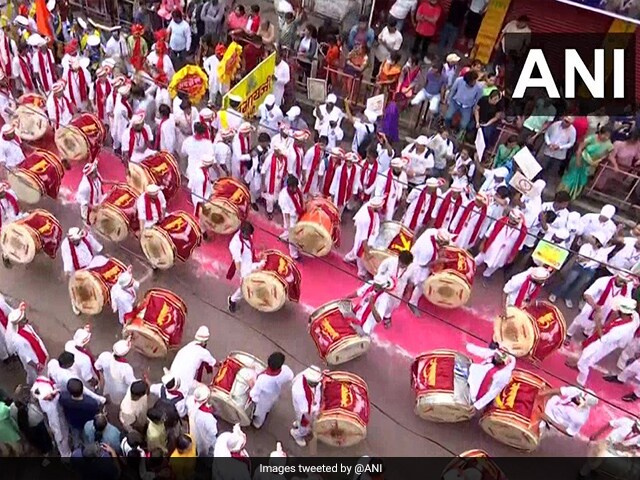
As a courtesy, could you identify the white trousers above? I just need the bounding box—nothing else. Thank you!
[474,253,500,278]
[410,90,441,114]
[618,359,640,396]
[577,340,619,385]
[409,266,430,306]
[617,337,640,370]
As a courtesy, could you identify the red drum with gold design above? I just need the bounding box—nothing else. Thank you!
[14,93,47,141]
[68,256,127,315]
[441,450,507,480]
[315,371,370,447]
[209,351,266,426]
[423,247,477,309]
[494,301,566,362]
[0,209,62,264]
[362,221,414,275]
[140,211,203,270]
[123,288,187,358]
[290,197,341,257]
[308,300,370,365]
[55,113,107,162]
[128,152,181,200]
[241,249,302,313]
[8,150,65,204]
[479,369,550,451]
[90,183,140,242]
[201,177,251,235]
[411,349,474,423]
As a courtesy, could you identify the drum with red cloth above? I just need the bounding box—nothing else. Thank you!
[90,183,140,242]
[140,211,203,270]
[411,349,474,423]
[479,369,550,451]
[14,93,47,141]
[441,450,508,480]
[241,249,302,312]
[423,247,477,309]
[0,209,62,264]
[128,152,181,201]
[308,300,370,365]
[493,301,566,363]
[55,113,107,162]
[123,288,187,358]
[68,256,127,315]
[315,371,370,447]
[201,177,251,235]
[290,197,341,257]
[8,150,65,204]
[362,221,414,275]
[209,351,267,426]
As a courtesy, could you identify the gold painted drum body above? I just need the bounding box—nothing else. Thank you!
[423,247,476,309]
[411,349,474,423]
[479,369,550,451]
[209,351,266,426]
[123,288,187,358]
[362,221,414,275]
[241,249,302,312]
[55,113,107,162]
[201,177,251,235]
[315,371,370,447]
[308,300,370,365]
[68,256,127,315]
[128,152,181,200]
[14,93,47,141]
[290,197,341,256]
[140,211,202,269]
[90,183,140,242]
[0,209,62,264]
[494,301,566,362]
[8,150,65,204]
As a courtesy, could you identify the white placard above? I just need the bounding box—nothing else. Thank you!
[366,94,385,117]
[509,171,535,197]
[512,146,542,180]
[474,129,486,161]
[307,78,327,103]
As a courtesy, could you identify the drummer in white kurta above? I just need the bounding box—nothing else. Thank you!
[402,177,441,232]
[450,193,489,251]
[313,94,344,135]
[373,157,408,221]
[0,124,25,168]
[466,343,516,411]
[290,365,323,447]
[231,122,254,179]
[344,196,385,278]
[63,56,93,112]
[76,161,104,226]
[111,84,133,152]
[95,339,136,404]
[110,267,139,325]
[31,376,71,457]
[122,112,155,163]
[213,423,249,459]
[261,146,288,219]
[330,151,361,218]
[181,122,215,174]
[376,251,415,325]
[188,156,214,220]
[150,368,187,418]
[136,184,166,229]
[408,228,451,314]
[155,104,176,154]
[257,94,283,134]
[64,326,100,386]
[302,137,327,197]
[0,182,20,229]
[347,276,396,335]
[250,351,294,429]
[7,303,49,384]
[0,293,13,361]
[46,80,73,129]
[169,326,216,394]
[538,386,597,437]
[227,222,265,312]
[502,266,550,311]
[187,384,218,456]
[278,175,305,260]
[475,209,528,278]
[61,227,103,276]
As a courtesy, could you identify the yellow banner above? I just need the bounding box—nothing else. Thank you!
[222,52,276,118]
[532,240,570,270]
[474,0,512,64]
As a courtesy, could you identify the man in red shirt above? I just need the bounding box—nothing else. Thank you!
[413,0,442,59]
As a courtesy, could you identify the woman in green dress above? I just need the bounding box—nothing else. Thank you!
[559,125,613,199]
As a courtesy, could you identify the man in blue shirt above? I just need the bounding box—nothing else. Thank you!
[445,70,483,132]
[60,379,101,448]
[347,15,375,51]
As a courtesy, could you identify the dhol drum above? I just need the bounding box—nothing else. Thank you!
[0,209,62,264]
[586,441,640,479]
[362,221,414,275]
[308,300,370,365]
[201,177,251,235]
[140,211,202,270]
[128,152,181,201]
[479,369,550,451]
[423,247,477,309]
[14,93,47,141]
[7,150,65,204]
[241,249,302,313]
[90,183,140,242]
[441,450,507,480]
[411,349,474,423]
[123,288,187,358]
[290,197,341,257]
[55,113,107,162]
[494,301,566,363]
[68,255,127,315]
[209,351,266,426]
[315,371,370,447]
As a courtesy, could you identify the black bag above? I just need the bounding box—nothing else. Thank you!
[357,123,376,158]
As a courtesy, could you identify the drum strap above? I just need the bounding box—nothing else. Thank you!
[322,158,336,197]
[129,127,151,155]
[0,310,7,328]
[53,96,73,128]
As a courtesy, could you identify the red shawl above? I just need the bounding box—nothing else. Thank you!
[452,201,488,245]
[75,345,99,378]
[482,216,528,264]
[303,144,323,195]
[514,276,541,308]
[129,127,150,155]
[225,234,257,280]
[589,277,628,320]
[336,163,357,208]
[37,50,55,91]
[69,238,93,271]
[357,208,378,257]
[407,189,437,231]
[17,56,33,91]
[475,361,509,401]
[17,325,47,364]
[53,96,73,127]
[267,154,285,194]
[300,376,314,426]
[155,118,168,150]
[67,68,88,104]
[582,315,636,349]
[354,283,384,325]
[95,78,112,121]
[322,158,336,196]
[144,195,162,221]
[288,187,305,216]
[433,191,463,229]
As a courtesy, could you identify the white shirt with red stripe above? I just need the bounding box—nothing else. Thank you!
[76,173,104,213]
[187,165,213,215]
[122,124,156,163]
[0,188,20,228]
[63,66,93,110]
[46,92,73,128]
[110,279,139,326]
[0,135,25,168]
[329,162,361,209]
[291,372,322,426]
[136,191,167,229]
[249,365,294,415]
[95,351,136,404]
[10,323,49,369]
[353,281,392,335]
[12,54,35,92]
[31,48,56,92]
[60,233,103,274]
[155,115,177,154]
[349,202,381,259]
[466,343,516,410]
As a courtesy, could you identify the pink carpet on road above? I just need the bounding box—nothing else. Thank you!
[36,131,638,440]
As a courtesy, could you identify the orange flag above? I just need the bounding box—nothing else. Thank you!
[34,0,53,38]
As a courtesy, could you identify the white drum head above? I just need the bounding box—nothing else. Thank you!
[325,336,371,366]
[201,200,241,235]
[241,271,287,312]
[423,272,472,309]
[14,106,48,141]
[415,395,474,423]
[362,249,392,276]
[123,323,169,358]
[479,415,540,452]
[209,389,253,427]
[55,126,89,162]
[68,270,107,315]
[91,206,130,242]
[315,413,367,448]
[0,223,37,264]
[290,221,332,257]
[127,163,149,195]
[7,171,42,204]
[140,228,175,270]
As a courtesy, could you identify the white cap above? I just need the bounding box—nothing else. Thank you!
[117,269,133,287]
[220,128,236,139]
[553,228,570,240]
[193,384,210,403]
[46,0,56,10]
[415,135,429,146]
[52,81,65,94]
[364,109,378,123]
[228,94,242,103]
[600,204,616,219]
[31,377,55,400]
[72,327,91,346]
[113,339,131,356]
[227,423,247,452]
[8,302,26,324]
[368,196,385,208]
[270,442,286,458]
[264,94,275,106]
[391,157,408,169]
[195,325,210,342]
[302,365,323,384]
[583,389,599,407]
[616,270,632,281]
[67,227,84,240]
[29,34,47,47]
[77,17,87,30]
[146,184,160,195]
[436,229,451,243]
[86,35,100,47]
[1,124,14,135]
[14,15,29,27]
[161,367,179,388]
[238,122,253,134]
[509,208,523,222]
[614,296,637,314]
[446,53,461,63]
[131,113,145,126]
[102,58,117,69]
[494,167,509,178]
[326,93,337,104]
[530,266,550,281]
[200,107,214,120]
[286,106,300,120]
[425,178,440,188]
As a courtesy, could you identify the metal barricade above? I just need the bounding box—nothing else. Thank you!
[586,162,640,213]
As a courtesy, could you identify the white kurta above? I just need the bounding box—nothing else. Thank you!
[273,60,291,106]
[111,95,131,148]
[47,359,106,403]
[155,116,177,154]
[410,227,438,285]
[450,202,486,250]
[122,125,156,163]
[63,67,93,111]
[76,173,104,222]
[466,343,516,410]
[203,55,226,101]
[188,166,213,214]
[231,134,252,179]
[95,351,136,404]
[64,341,99,384]
[402,144,434,185]
[619,359,640,396]
[146,51,175,80]
[174,105,199,148]
[313,104,344,132]
[374,171,408,221]
[376,256,415,313]
[258,104,283,133]
[0,295,13,360]
[329,163,361,209]
[136,191,167,229]
[110,280,139,325]
[544,386,591,437]
[402,186,440,230]
[150,382,187,417]
[60,233,103,274]
[169,341,217,394]
[0,137,25,168]
[503,268,539,307]
[11,55,34,92]
[33,380,71,457]
[477,221,524,270]
[291,373,322,425]
[9,323,48,371]
[249,366,294,425]
[278,188,301,232]
[302,144,326,196]
[345,202,381,261]
[187,398,218,456]
[104,36,129,61]
[31,49,56,91]
[181,136,215,174]
[352,282,392,333]
[0,87,14,123]
[46,93,73,128]
[479,198,510,239]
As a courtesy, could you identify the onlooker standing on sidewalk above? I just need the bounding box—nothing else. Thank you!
[413,0,442,60]
[438,0,469,54]
[465,0,489,46]
[168,10,192,71]
[373,19,403,79]
[347,15,375,50]
[201,0,225,40]
[388,0,418,32]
